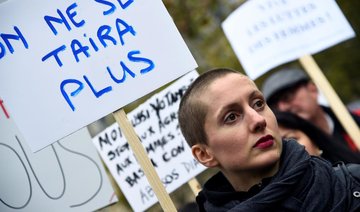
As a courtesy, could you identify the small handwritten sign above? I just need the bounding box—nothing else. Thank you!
[0,0,197,152]
[92,70,206,211]
[222,0,355,79]
[0,107,117,211]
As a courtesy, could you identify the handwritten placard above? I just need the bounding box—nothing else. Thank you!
[222,0,355,79]
[0,104,117,212]
[0,0,197,152]
[92,70,206,212]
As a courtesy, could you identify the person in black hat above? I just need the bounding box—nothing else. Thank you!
[262,67,360,153]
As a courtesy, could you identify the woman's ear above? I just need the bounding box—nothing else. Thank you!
[192,144,218,168]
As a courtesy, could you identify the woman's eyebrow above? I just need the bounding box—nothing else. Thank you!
[218,102,239,117]
[248,90,262,100]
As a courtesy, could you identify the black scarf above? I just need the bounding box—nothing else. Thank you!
[199,140,349,211]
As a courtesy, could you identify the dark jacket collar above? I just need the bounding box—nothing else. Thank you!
[197,140,347,211]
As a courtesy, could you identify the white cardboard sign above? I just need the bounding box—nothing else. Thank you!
[0,111,117,212]
[0,0,197,152]
[222,0,355,79]
[92,70,207,212]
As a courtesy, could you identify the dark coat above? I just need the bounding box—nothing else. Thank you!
[322,106,360,152]
[196,140,360,212]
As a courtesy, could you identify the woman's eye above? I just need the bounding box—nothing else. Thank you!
[224,113,238,123]
[253,99,265,110]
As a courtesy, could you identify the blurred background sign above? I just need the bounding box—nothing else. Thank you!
[0,115,117,212]
[92,71,207,211]
[222,0,355,79]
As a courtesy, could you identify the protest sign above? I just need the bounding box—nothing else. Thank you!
[92,70,207,212]
[0,109,117,212]
[0,0,197,152]
[222,0,355,79]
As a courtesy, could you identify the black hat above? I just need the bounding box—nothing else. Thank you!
[262,68,309,101]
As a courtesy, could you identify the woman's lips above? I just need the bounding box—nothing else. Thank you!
[254,135,274,149]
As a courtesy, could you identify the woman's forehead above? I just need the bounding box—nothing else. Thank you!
[209,73,258,92]
[201,75,261,110]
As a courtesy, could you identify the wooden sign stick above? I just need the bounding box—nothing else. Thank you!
[112,108,177,212]
[187,178,202,196]
[299,54,360,150]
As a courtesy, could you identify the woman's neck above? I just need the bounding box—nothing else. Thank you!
[223,161,280,192]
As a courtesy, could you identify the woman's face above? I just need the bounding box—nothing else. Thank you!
[278,126,322,156]
[197,73,282,172]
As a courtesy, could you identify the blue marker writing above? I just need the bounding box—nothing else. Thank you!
[44,3,85,36]
[0,26,29,59]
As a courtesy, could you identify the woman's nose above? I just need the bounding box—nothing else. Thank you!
[247,108,266,133]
